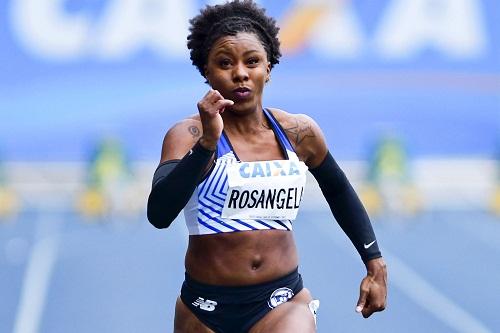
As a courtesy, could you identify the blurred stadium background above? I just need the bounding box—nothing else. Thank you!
[1,0,499,332]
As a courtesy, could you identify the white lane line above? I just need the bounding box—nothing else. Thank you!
[315,221,492,333]
[13,217,61,333]
[383,251,491,333]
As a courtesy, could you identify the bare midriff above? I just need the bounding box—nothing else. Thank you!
[185,229,298,286]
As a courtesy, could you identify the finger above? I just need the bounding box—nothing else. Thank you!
[203,93,231,113]
[362,297,386,318]
[362,303,374,318]
[201,90,221,105]
[212,89,224,99]
[207,89,225,103]
[202,89,218,102]
[213,99,234,111]
[362,303,383,318]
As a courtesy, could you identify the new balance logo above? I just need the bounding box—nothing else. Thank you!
[192,297,217,312]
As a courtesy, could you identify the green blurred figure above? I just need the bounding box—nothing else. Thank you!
[77,137,140,219]
[360,133,421,217]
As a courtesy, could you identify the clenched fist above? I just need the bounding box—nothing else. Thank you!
[197,89,234,150]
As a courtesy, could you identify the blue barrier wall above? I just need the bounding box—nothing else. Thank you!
[1,0,499,161]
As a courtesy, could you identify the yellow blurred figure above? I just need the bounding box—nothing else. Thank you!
[490,187,500,215]
[0,186,19,219]
[360,184,383,216]
[77,187,107,218]
[402,185,422,215]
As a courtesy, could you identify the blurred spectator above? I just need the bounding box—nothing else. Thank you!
[361,132,421,217]
[0,150,20,220]
[76,137,142,220]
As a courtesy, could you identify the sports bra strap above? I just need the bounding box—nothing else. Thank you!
[216,132,232,158]
[263,108,295,152]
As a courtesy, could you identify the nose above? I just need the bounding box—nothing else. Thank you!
[232,62,249,82]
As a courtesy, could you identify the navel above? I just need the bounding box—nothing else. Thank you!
[251,256,263,270]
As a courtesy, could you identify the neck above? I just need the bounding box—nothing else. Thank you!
[222,106,268,135]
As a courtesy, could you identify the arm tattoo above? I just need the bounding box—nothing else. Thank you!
[283,118,315,145]
[188,126,201,139]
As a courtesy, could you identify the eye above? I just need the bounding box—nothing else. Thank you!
[247,57,260,66]
[218,58,231,68]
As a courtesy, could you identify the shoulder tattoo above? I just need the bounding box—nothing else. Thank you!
[188,125,201,138]
[283,118,315,145]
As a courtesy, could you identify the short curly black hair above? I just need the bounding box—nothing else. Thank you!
[187,0,281,78]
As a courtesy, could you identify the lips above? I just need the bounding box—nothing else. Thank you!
[232,87,251,100]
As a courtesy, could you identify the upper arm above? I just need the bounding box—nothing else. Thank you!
[159,118,203,163]
[268,108,328,168]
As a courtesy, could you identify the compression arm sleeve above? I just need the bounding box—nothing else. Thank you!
[309,151,381,263]
[146,141,214,229]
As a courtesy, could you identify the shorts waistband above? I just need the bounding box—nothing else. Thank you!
[184,267,300,295]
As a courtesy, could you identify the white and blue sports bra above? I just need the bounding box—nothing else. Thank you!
[183,109,308,235]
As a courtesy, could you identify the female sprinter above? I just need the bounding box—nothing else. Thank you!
[147,1,387,332]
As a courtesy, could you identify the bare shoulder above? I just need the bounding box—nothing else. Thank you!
[166,116,202,138]
[267,108,317,145]
[267,108,327,167]
[160,117,203,162]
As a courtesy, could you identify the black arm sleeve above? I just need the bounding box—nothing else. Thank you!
[146,141,214,229]
[309,151,382,263]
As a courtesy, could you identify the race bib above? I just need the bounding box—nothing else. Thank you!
[221,160,307,220]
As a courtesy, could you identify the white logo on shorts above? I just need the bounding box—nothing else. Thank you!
[268,287,294,308]
[192,297,217,312]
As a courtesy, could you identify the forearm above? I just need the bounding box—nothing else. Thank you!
[309,151,381,262]
[147,141,214,228]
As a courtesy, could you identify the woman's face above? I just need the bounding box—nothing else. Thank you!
[205,32,271,114]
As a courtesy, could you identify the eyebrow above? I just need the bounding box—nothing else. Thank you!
[212,49,263,57]
[243,50,262,56]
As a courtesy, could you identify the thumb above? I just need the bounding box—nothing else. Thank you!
[356,284,369,313]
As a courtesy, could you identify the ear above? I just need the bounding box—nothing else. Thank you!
[266,63,271,82]
[204,65,211,85]
[204,65,209,79]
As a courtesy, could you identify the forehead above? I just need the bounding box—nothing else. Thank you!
[209,32,266,56]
